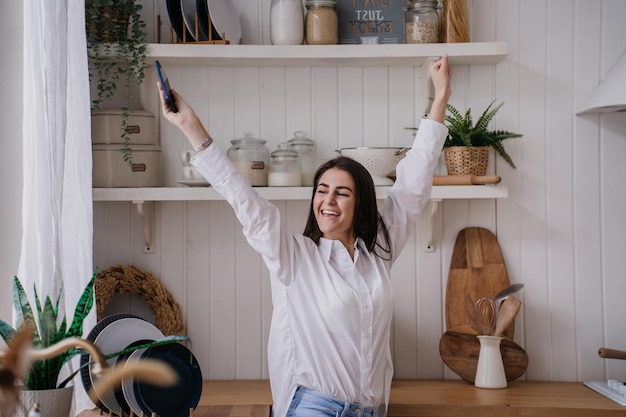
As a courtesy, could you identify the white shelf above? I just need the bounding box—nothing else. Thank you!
[92,185,508,202]
[93,185,506,253]
[146,42,508,67]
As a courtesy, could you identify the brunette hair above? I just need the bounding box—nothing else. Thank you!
[303,157,392,260]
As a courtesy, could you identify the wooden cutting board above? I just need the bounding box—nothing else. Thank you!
[445,227,514,340]
[440,227,528,382]
[439,328,529,383]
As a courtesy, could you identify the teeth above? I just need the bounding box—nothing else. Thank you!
[322,210,339,216]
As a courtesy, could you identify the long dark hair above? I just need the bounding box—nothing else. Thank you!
[303,156,392,260]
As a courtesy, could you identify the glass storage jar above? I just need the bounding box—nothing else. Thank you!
[270,0,304,45]
[227,132,270,186]
[405,0,440,44]
[287,131,316,186]
[305,0,338,45]
[268,143,302,186]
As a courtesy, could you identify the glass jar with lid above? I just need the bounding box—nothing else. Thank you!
[227,132,270,186]
[305,0,338,45]
[270,0,304,45]
[287,131,316,186]
[268,143,302,186]
[405,0,440,44]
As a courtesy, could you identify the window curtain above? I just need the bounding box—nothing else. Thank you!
[20,0,94,412]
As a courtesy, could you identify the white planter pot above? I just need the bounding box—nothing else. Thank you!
[18,386,73,417]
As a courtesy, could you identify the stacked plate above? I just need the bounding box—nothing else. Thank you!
[80,314,202,417]
[166,0,241,43]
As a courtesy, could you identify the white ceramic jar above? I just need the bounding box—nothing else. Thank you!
[270,0,305,45]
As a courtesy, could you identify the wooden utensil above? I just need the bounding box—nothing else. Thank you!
[598,348,626,360]
[439,329,529,383]
[445,227,514,340]
[493,296,522,337]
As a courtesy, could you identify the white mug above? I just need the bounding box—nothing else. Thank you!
[180,150,194,167]
[182,166,203,181]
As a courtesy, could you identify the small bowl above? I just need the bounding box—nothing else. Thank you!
[337,147,408,185]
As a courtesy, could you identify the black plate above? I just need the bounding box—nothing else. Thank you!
[197,0,221,41]
[79,314,164,415]
[80,313,140,414]
[133,343,203,417]
[166,0,194,42]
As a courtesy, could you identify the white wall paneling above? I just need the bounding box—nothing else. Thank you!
[1,0,624,382]
[91,0,626,382]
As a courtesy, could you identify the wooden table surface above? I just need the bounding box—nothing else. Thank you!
[78,379,625,417]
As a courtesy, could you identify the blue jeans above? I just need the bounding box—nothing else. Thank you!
[286,386,378,417]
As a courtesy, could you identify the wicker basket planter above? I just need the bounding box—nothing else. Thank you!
[444,146,490,176]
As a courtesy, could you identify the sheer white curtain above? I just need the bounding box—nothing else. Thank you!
[20,0,94,411]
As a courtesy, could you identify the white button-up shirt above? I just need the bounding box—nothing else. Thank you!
[192,119,447,417]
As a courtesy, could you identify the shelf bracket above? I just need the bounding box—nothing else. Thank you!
[423,199,441,252]
[133,200,155,253]
[417,57,437,119]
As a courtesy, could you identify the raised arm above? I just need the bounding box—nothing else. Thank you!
[427,54,452,124]
[157,81,212,152]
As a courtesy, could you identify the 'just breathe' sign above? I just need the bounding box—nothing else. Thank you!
[337,0,405,44]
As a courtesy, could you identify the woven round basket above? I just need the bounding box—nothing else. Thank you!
[95,265,184,335]
[444,146,490,176]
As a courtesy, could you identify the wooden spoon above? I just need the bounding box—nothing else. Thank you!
[493,296,522,337]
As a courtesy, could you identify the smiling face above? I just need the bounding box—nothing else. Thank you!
[313,167,356,247]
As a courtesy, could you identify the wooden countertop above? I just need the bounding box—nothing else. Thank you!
[78,379,625,417]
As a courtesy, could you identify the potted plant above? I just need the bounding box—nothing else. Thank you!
[0,274,188,417]
[444,100,523,175]
[85,0,148,165]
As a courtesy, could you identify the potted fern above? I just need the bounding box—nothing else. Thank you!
[444,100,523,175]
[85,0,148,165]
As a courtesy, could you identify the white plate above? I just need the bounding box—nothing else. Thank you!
[207,0,241,43]
[177,180,210,187]
[90,318,165,414]
[180,0,204,40]
[122,348,148,417]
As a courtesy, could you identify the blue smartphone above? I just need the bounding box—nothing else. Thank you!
[155,60,178,113]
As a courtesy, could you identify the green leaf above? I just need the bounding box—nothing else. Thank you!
[0,320,16,344]
[66,271,96,338]
[13,277,39,345]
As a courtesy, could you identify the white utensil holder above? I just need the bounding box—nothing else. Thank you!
[475,335,507,389]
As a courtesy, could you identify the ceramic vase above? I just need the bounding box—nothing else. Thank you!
[475,335,507,389]
[18,386,73,417]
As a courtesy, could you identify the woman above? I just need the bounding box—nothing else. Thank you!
[159,55,451,417]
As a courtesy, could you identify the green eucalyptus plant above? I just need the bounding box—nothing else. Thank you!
[85,0,148,165]
[444,100,523,169]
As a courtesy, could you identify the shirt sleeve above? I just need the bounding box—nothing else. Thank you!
[382,118,448,261]
[190,144,296,279]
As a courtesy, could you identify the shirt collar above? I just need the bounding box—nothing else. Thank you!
[319,237,365,261]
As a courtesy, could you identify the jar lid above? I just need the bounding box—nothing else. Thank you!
[287,131,315,147]
[271,143,299,159]
[231,131,266,144]
[407,0,438,9]
[306,0,336,8]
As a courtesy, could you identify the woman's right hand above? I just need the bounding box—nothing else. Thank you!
[157,81,211,149]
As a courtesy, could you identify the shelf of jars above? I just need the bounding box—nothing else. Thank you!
[146,42,508,67]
